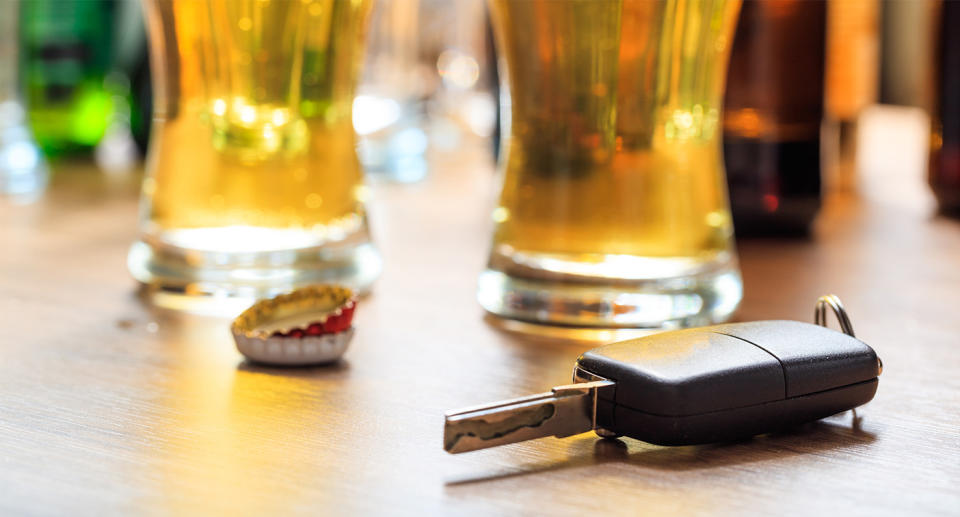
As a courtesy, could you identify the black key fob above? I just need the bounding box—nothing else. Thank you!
[575,320,881,445]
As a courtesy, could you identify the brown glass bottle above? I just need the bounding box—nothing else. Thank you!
[930,1,960,215]
[723,0,826,236]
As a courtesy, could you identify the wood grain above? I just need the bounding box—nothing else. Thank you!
[1,137,958,516]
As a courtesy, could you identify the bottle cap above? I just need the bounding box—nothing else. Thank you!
[231,285,357,366]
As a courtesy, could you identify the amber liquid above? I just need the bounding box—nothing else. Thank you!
[489,0,739,272]
[481,0,742,327]
[131,0,377,308]
[141,0,370,249]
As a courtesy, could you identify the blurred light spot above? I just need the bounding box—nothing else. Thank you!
[305,193,323,209]
[706,210,728,228]
[354,185,371,203]
[353,95,401,135]
[95,122,138,174]
[437,50,480,90]
[492,206,510,223]
[392,127,428,155]
[763,194,779,212]
[240,105,256,124]
[212,99,227,116]
[725,108,764,138]
[464,93,496,137]
[673,110,694,131]
[4,141,38,170]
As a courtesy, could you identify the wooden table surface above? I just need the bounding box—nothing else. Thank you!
[2,118,959,515]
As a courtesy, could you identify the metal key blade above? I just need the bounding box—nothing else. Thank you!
[443,380,615,454]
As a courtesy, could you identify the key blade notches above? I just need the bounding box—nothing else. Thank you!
[443,380,614,453]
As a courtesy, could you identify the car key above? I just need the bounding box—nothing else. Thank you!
[444,299,881,453]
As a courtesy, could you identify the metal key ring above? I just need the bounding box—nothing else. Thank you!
[815,294,882,374]
[814,294,856,337]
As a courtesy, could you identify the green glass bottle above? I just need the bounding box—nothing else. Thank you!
[19,0,117,156]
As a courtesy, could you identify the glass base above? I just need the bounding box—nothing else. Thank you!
[478,252,742,328]
[483,314,662,344]
[128,227,381,315]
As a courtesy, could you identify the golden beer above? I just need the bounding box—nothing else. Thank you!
[130,0,379,309]
[481,0,743,327]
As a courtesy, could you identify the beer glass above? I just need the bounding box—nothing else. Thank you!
[480,0,743,328]
[130,0,380,310]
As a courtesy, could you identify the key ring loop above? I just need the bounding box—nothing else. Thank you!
[814,294,856,337]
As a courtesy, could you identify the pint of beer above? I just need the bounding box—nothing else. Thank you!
[480,0,743,327]
[130,0,380,310]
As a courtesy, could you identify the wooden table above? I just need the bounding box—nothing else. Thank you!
[2,120,959,515]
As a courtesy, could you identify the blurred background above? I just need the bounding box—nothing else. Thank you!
[2,0,955,229]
